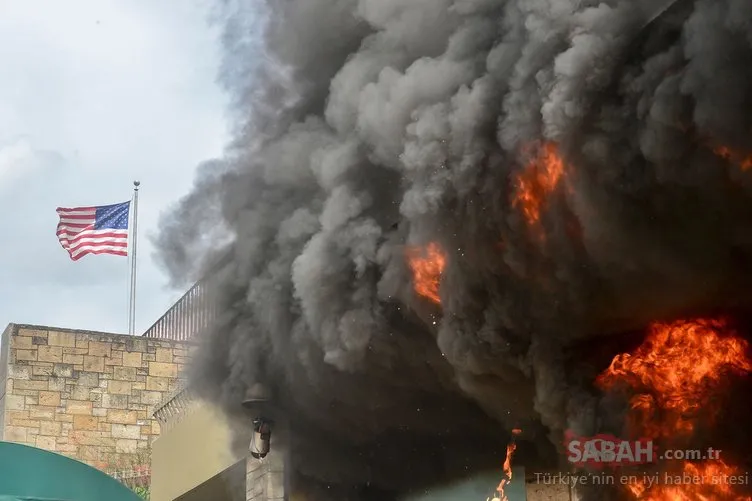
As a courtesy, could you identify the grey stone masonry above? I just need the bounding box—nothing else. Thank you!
[246,446,286,501]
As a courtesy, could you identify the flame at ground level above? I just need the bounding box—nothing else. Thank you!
[487,429,522,501]
[596,318,752,500]
[596,318,752,440]
[627,461,752,501]
[406,243,446,304]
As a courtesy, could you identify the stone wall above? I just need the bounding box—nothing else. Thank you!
[0,323,191,472]
[246,449,286,501]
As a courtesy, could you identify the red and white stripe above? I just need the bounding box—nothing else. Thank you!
[56,206,128,261]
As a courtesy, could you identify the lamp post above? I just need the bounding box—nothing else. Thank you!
[242,383,273,459]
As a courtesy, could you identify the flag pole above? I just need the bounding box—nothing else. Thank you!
[128,181,140,335]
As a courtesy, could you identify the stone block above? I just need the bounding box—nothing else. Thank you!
[25,395,38,406]
[56,443,78,453]
[115,439,138,454]
[101,393,129,409]
[6,394,26,411]
[52,363,74,378]
[55,413,73,423]
[38,346,63,363]
[111,424,141,440]
[126,338,147,353]
[48,377,66,391]
[20,328,48,339]
[70,386,91,401]
[11,335,32,349]
[122,351,143,368]
[108,380,132,395]
[107,410,138,425]
[68,430,113,447]
[31,364,53,376]
[113,366,137,381]
[73,415,99,431]
[139,390,163,406]
[155,348,173,363]
[83,356,105,372]
[38,391,61,407]
[15,350,37,361]
[63,347,89,355]
[148,362,177,378]
[15,380,49,391]
[93,408,107,417]
[35,435,57,452]
[6,410,29,425]
[145,376,169,391]
[63,354,84,365]
[105,351,123,365]
[88,341,111,358]
[40,421,62,436]
[77,372,100,387]
[8,365,31,380]
[48,331,77,348]
[29,407,55,420]
[66,400,93,415]
[4,426,28,443]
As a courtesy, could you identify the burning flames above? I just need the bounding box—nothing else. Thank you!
[714,145,752,172]
[512,142,565,231]
[596,318,752,500]
[488,429,522,501]
[406,242,446,304]
[626,461,751,501]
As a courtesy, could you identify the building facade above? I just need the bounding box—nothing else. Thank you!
[0,324,190,475]
[142,278,569,501]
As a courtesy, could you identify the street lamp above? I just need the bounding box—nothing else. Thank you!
[242,383,273,459]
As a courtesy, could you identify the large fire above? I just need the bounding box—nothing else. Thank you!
[596,318,752,500]
[512,142,565,232]
[406,242,446,304]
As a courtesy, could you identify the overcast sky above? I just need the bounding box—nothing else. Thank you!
[0,0,229,335]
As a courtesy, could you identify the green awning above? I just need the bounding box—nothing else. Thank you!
[0,442,142,501]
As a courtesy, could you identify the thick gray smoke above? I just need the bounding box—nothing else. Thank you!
[154,0,752,498]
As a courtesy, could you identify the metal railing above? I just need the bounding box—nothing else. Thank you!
[152,384,197,432]
[141,279,218,341]
[142,251,232,341]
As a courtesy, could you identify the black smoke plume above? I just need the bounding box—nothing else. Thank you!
[154,0,752,498]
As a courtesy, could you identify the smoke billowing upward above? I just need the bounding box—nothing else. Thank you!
[154,0,752,498]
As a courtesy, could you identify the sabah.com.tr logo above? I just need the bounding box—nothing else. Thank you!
[564,430,656,468]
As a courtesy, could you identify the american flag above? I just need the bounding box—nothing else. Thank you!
[56,202,130,261]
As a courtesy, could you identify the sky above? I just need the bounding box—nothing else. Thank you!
[0,0,229,335]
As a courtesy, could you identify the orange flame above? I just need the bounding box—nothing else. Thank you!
[512,142,565,230]
[714,145,752,172]
[406,242,446,304]
[626,461,751,501]
[489,429,522,501]
[597,319,752,500]
[597,318,752,439]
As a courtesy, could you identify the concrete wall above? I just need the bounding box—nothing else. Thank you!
[151,402,245,501]
[0,324,190,472]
